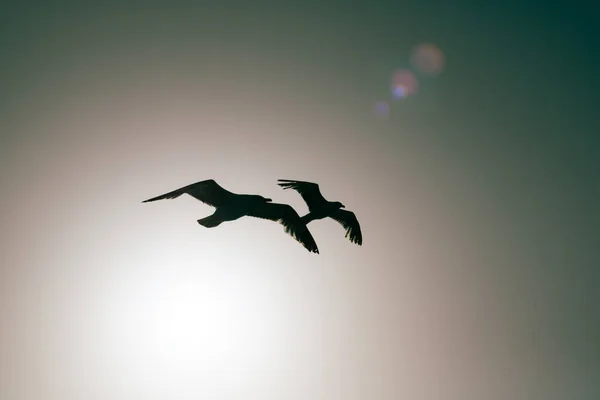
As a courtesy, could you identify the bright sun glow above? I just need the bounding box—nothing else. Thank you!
[89,204,293,392]
[137,277,250,368]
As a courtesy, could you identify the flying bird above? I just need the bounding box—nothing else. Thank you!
[277,179,362,245]
[142,179,319,253]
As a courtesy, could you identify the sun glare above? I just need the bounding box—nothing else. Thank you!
[140,278,247,368]
[92,205,292,392]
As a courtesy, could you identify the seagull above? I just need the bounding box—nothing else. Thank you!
[142,179,319,253]
[277,179,363,245]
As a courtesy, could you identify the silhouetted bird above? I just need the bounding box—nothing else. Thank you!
[277,179,363,246]
[142,179,319,253]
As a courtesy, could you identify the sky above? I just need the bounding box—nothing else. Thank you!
[1,2,598,399]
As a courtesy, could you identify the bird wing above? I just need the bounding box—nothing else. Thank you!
[330,209,363,245]
[247,202,320,253]
[277,179,328,210]
[142,179,237,207]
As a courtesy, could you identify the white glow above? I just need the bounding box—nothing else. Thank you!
[91,217,291,393]
[127,277,252,368]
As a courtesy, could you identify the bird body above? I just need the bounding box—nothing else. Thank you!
[198,194,271,227]
[300,201,344,224]
[143,179,319,253]
[277,179,363,246]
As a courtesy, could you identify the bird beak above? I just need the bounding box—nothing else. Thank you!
[266,198,273,202]
[341,204,346,208]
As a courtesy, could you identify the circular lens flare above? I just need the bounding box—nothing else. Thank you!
[391,69,418,99]
[374,101,390,117]
[411,43,445,76]
[392,85,408,99]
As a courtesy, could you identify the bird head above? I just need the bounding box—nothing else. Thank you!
[335,201,345,209]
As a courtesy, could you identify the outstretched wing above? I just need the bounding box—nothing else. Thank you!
[248,202,319,253]
[330,209,363,245]
[142,179,236,207]
[277,179,328,210]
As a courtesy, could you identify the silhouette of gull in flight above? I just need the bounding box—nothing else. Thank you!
[142,179,319,253]
[277,179,363,245]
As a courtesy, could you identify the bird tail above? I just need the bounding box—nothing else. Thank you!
[300,213,318,224]
[197,214,223,228]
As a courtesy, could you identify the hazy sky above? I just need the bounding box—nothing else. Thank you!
[1,2,598,400]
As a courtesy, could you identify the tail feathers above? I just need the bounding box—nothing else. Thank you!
[142,187,186,203]
[300,214,318,224]
[197,215,223,228]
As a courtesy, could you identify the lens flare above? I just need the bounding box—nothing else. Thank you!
[392,85,407,99]
[411,43,445,76]
[391,69,418,99]
[374,101,390,117]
